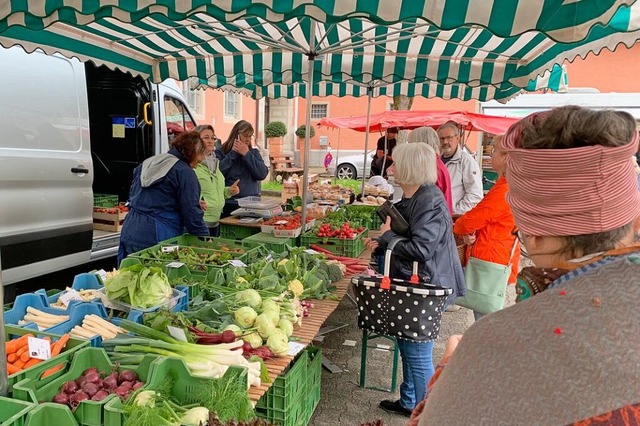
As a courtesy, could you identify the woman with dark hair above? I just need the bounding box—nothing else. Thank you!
[117,131,209,264]
[215,120,269,218]
[411,106,640,425]
[194,124,239,236]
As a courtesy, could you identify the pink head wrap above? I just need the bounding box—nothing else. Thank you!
[503,112,640,236]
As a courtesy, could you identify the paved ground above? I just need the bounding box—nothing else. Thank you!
[308,282,517,426]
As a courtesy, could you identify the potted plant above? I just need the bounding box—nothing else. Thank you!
[265,121,287,156]
[295,125,316,166]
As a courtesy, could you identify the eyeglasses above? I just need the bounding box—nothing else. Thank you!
[239,132,254,140]
[511,228,525,244]
[439,135,457,142]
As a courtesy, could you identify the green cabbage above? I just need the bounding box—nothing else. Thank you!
[235,289,262,308]
[277,318,294,338]
[243,332,263,349]
[266,329,289,355]
[260,299,281,315]
[234,306,258,328]
[255,313,276,338]
[105,265,173,309]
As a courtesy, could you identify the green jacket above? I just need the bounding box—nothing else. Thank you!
[194,161,230,225]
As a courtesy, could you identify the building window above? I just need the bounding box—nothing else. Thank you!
[310,103,328,119]
[224,92,241,119]
[181,78,204,116]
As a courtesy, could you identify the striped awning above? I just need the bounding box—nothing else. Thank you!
[0,1,637,101]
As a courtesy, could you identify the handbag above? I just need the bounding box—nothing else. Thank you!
[455,237,518,315]
[351,239,453,341]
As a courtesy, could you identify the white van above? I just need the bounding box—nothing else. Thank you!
[0,46,198,285]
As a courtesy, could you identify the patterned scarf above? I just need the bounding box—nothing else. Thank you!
[516,243,640,302]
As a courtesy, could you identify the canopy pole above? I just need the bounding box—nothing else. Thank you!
[301,21,317,229]
[0,253,7,396]
[333,127,341,184]
[360,87,373,197]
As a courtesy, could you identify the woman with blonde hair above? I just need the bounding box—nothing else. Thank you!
[412,106,640,425]
[407,126,453,213]
[364,142,465,418]
[194,124,239,236]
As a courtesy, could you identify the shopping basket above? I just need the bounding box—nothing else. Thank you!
[351,240,453,342]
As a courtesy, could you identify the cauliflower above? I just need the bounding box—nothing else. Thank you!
[288,279,304,297]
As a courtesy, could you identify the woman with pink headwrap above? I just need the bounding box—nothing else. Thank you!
[408,106,640,425]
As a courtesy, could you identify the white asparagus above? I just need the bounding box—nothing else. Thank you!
[81,322,115,340]
[23,313,64,326]
[85,315,125,334]
[25,307,68,321]
[71,326,97,339]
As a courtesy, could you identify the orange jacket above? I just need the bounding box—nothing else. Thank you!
[453,176,519,284]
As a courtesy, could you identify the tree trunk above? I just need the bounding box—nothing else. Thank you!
[392,95,413,143]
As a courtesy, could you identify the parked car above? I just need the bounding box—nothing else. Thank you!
[329,150,376,179]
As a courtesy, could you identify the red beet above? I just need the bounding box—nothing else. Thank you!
[117,370,137,383]
[52,392,70,405]
[83,367,99,376]
[61,381,78,395]
[83,371,101,384]
[113,386,130,398]
[91,390,110,401]
[119,381,133,389]
[132,381,144,390]
[82,382,99,397]
[72,391,89,404]
[103,373,118,390]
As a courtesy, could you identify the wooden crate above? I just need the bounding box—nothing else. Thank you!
[92,209,127,232]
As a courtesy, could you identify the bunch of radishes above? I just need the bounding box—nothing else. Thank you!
[52,367,144,409]
[300,300,313,318]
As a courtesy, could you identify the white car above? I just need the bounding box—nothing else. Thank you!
[328,150,376,180]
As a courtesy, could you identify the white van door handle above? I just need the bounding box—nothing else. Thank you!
[71,167,89,174]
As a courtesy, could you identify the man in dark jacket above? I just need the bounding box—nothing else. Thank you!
[371,127,398,178]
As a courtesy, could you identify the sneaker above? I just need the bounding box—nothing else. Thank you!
[445,304,461,312]
[379,399,412,417]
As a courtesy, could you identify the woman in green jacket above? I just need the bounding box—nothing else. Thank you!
[194,124,239,236]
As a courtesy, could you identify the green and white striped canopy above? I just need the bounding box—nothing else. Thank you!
[0,1,637,101]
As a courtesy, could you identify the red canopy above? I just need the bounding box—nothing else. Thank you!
[318,110,520,134]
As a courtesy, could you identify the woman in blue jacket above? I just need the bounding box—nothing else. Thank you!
[216,120,269,218]
[118,131,209,264]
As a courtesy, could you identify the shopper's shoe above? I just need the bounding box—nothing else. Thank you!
[379,399,412,417]
[445,304,461,312]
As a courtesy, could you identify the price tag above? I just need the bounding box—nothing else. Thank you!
[304,249,319,255]
[28,337,52,360]
[167,326,189,342]
[228,259,247,268]
[287,342,305,356]
[166,262,185,268]
[58,289,83,307]
[274,220,288,225]
[162,245,179,253]
[265,254,273,262]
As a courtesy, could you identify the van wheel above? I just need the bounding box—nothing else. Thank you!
[336,164,356,180]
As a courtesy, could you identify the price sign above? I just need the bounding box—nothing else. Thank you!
[28,337,52,360]
[95,269,108,282]
[274,220,288,225]
[228,259,247,268]
[166,262,185,268]
[59,289,83,307]
[162,245,179,253]
[167,326,189,342]
[304,249,320,255]
[287,342,305,356]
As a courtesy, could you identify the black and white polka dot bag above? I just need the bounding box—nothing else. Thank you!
[351,242,453,342]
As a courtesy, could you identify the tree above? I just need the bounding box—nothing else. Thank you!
[265,121,287,138]
[392,95,413,143]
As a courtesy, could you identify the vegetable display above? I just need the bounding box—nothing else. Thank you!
[50,288,101,308]
[138,247,235,270]
[102,321,263,387]
[104,265,173,309]
[51,366,144,409]
[5,333,70,375]
[315,222,364,239]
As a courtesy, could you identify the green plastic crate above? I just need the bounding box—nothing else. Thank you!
[219,224,261,240]
[256,349,309,426]
[93,194,119,208]
[0,396,34,426]
[24,403,76,426]
[304,347,322,423]
[244,232,296,254]
[158,234,266,255]
[300,231,365,258]
[4,326,89,396]
[12,347,157,426]
[341,204,382,230]
[103,357,248,426]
